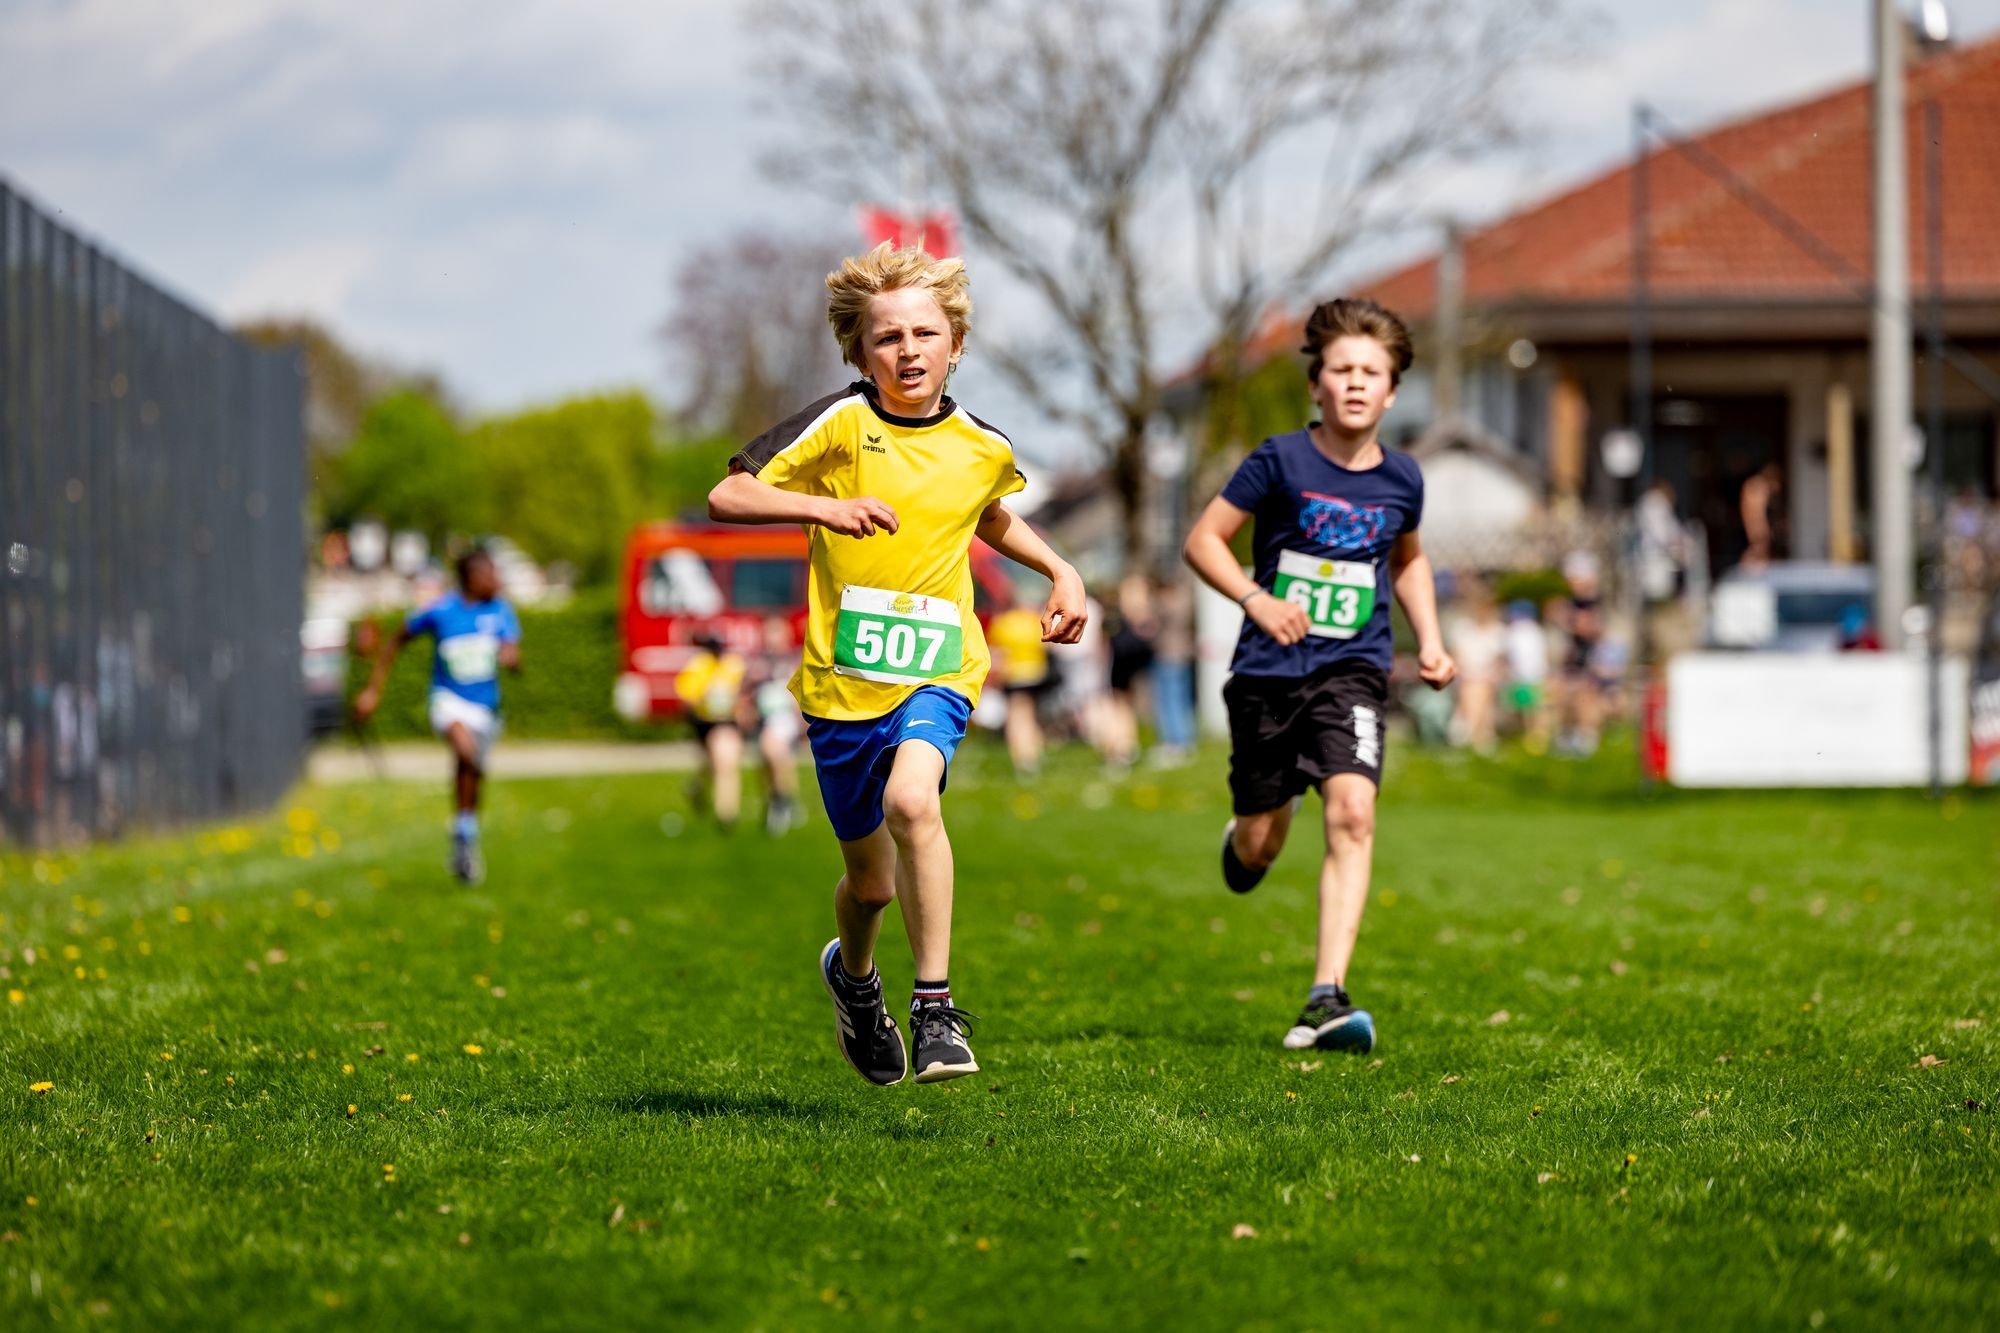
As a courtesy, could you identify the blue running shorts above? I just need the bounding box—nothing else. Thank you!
[804,685,972,842]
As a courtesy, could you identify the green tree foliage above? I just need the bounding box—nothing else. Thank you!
[649,433,738,523]
[473,393,661,586]
[324,391,485,540]
[236,318,452,504]
[294,324,745,586]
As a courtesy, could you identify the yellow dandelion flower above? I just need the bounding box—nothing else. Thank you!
[405,1053,419,1063]
[8,989,24,1004]
[172,905,193,924]
[73,966,87,980]
[159,1051,173,1061]
[345,1104,357,1117]
[62,944,81,961]
[25,1197,38,1207]
[30,1081,54,1093]
[398,1093,412,1103]
[138,942,152,956]
[341,1063,354,1075]
[462,1044,484,1056]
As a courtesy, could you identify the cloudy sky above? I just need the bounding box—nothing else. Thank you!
[4,0,1996,459]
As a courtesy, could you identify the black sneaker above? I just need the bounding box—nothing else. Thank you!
[1282,987,1376,1053]
[1221,820,1266,894]
[819,939,908,1086]
[909,1002,980,1084]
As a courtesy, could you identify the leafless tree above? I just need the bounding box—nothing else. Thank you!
[755,0,1578,563]
[661,230,853,442]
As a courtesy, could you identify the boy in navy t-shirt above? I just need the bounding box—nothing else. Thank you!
[1182,298,1455,1054]
[354,548,522,883]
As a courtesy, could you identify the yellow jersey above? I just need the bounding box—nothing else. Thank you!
[987,608,1050,687]
[730,382,1025,720]
[674,650,746,724]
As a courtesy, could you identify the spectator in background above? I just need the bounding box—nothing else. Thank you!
[1047,590,1110,761]
[1448,583,1506,756]
[1637,478,1697,660]
[1552,550,1606,757]
[747,617,806,834]
[1739,462,1784,569]
[1503,599,1552,753]
[987,588,1053,778]
[677,629,748,832]
[1637,480,1690,601]
[1102,574,1158,773]
[1150,577,1198,764]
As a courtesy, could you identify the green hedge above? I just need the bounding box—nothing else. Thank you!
[344,588,660,741]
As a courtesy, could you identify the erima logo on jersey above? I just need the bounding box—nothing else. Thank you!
[863,434,888,455]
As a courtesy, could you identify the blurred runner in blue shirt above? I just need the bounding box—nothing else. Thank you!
[354,548,521,883]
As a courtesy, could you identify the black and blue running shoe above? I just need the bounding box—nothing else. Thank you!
[1282,987,1376,1053]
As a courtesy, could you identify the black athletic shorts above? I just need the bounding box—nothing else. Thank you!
[1223,663,1388,814]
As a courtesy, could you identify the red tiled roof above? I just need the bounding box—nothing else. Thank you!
[1239,33,2000,366]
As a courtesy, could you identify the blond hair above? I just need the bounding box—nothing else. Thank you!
[826,242,973,370]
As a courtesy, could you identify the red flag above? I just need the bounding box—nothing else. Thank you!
[859,206,960,259]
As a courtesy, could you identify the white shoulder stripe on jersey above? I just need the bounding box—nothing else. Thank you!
[953,408,1016,455]
[760,393,867,474]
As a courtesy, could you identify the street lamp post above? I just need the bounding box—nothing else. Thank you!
[1871,0,1914,649]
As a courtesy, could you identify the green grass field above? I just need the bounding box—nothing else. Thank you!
[2,738,1995,1331]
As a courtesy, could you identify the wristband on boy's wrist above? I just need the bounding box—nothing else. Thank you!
[1236,588,1265,608]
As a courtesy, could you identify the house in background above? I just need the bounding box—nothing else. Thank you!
[1182,31,2000,580]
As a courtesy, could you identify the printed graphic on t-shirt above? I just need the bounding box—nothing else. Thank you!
[1300,492,1388,549]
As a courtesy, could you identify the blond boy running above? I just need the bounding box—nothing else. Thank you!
[708,244,1086,1085]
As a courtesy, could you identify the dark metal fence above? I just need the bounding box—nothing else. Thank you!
[1,177,306,845]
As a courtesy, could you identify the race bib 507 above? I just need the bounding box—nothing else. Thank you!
[833,585,963,683]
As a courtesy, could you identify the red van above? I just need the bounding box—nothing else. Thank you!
[614,522,1017,722]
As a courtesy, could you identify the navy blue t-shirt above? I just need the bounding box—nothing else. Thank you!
[1220,430,1424,677]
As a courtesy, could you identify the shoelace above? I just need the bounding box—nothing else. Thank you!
[914,1003,979,1045]
[1298,995,1350,1026]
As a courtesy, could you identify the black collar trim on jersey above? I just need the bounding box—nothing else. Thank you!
[851,379,957,429]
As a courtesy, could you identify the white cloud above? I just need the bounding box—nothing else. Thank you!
[220,238,383,324]
[392,113,650,197]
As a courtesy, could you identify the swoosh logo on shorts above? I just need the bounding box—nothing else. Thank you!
[907,720,933,727]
